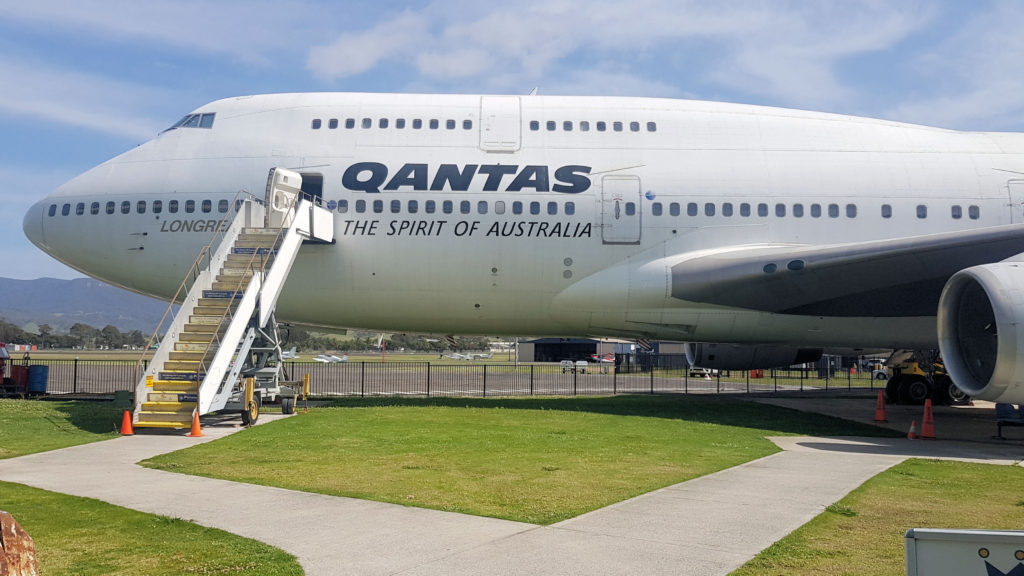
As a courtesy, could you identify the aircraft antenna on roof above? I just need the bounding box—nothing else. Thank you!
[528,87,539,96]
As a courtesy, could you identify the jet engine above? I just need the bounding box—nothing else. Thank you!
[937,262,1024,404]
[684,343,822,370]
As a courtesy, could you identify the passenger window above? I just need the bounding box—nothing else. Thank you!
[201,200,211,213]
[670,202,680,216]
[62,203,71,216]
[775,203,785,217]
[430,119,439,129]
[530,121,539,131]
[597,121,607,132]
[345,118,355,129]
[138,201,147,214]
[722,203,733,217]
[530,201,540,215]
[969,205,980,219]
[513,201,523,215]
[647,122,657,132]
[613,121,623,132]
[373,200,383,213]
[463,120,472,130]
[828,204,839,218]
[362,118,371,129]
[478,201,488,214]
[311,119,321,130]
[150,200,161,214]
[687,202,698,216]
[564,121,573,131]
[652,202,663,216]
[338,199,349,213]
[379,118,389,129]
[185,200,195,213]
[810,204,821,218]
[758,203,768,217]
[705,203,715,217]
[76,202,85,215]
[425,200,435,214]
[390,200,400,213]
[218,199,229,213]
[580,121,590,132]
[495,201,505,215]
[413,119,423,129]
[356,199,366,213]
[916,204,927,219]
[120,201,130,215]
[446,119,456,130]
[408,200,418,214]
[328,119,338,129]
[169,200,178,213]
[460,200,471,214]
[630,121,640,132]
[882,204,892,218]
[565,202,575,215]
[846,204,857,218]
[740,203,751,217]
[48,204,56,217]
[793,204,803,218]
[443,200,453,214]
[90,202,99,215]
[547,121,556,131]
[396,119,406,129]
[625,202,636,216]
[547,201,557,215]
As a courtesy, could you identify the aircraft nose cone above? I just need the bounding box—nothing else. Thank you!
[23,198,47,250]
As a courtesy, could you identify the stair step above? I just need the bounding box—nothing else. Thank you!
[163,360,204,372]
[193,305,231,316]
[135,420,192,429]
[184,322,221,333]
[211,279,248,291]
[157,372,200,383]
[138,410,197,423]
[231,247,276,255]
[205,287,244,297]
[197,297,237,308]
[174,341,214,352]
[189,314,224,325]
[143,401,197,411]
[147,392,198,402]
[218,266,254,276]
[179,333,218,344]
[242,227,284,235]
[169,351,213,362]
[235,240,279,250]
[216,274,253,284]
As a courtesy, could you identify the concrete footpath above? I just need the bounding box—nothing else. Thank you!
[0,418,1021,575]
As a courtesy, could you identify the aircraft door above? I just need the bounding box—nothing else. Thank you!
[601,176,641,244]
[479,96,521,152]
[1008,180,1024,223]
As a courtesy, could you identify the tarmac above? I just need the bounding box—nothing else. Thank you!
[1,398,1023,575]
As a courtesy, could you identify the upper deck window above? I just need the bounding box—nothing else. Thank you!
[165,112,215,132]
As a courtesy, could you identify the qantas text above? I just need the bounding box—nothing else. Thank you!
[342,163,592,194]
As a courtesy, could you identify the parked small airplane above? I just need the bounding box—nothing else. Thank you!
[590,353,615,363]
[446,352,493,360]
[314,354,348,363]
[281,347,298,360]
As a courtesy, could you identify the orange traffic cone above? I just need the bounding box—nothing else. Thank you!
[907,420,918,439]
[186,411,203,437]
[120,410,133,436]
[920,399,936,440]
[874,390,888,423]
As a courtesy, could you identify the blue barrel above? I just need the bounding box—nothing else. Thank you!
[27,365,48,394]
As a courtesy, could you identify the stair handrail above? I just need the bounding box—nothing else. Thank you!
[134,189,262,375]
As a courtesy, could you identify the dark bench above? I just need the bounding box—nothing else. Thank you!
[995,403,1024,440]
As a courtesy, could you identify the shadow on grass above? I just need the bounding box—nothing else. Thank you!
[319,394,900,438]
[48,399,124,435]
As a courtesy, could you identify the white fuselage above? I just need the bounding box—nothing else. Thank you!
[23,93,1024,348]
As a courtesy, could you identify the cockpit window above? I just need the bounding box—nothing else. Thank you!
[164,112,215,132]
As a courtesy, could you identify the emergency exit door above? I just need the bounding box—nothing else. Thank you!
[601,176,641,244]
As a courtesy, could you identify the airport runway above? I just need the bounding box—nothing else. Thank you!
[0,408,1022,575]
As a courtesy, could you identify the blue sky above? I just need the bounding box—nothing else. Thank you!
[3,0,1024,279]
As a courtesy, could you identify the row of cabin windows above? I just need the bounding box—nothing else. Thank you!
[331,198,576,216]
[650,201,982,220]
[529,120,656,133]
[312,118,473,131]
[48,199,233,217]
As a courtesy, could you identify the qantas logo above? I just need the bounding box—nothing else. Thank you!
[341,163,592,194]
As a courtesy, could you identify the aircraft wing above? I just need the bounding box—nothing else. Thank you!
[670,224,1024,317]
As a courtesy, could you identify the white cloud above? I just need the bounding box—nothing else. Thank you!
[307,11,429,79]
[0,58,170,140]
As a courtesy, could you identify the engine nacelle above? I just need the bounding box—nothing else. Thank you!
[684,343,822,371]
[938,262,1024,404]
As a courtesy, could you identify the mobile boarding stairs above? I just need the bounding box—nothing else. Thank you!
[133,168,333,429]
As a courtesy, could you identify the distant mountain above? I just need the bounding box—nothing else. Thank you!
[0,277,170,334]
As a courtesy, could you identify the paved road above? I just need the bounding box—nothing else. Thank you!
[1,415,1021,575]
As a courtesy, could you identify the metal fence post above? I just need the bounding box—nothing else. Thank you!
[360,362,365,397]
[530,364,534,395]
[483,365,487,397]
[613,365,617,394]
[650,364,654,394]
[73,357,79,394]
[573,368,577,396]
[426,363,431,396]
[746,370,749,393]
[716,371,720,394]
[800,368,804,391]
[773,368,777,392]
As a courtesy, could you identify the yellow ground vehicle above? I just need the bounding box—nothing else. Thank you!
[884,351,970,405]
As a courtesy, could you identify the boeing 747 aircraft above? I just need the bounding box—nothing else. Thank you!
[22,92,1024,405]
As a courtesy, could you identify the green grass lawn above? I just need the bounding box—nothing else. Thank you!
[143,395,895,524]
[731,459,1024,576]
[0,481,301,576]
[0,399,123,459]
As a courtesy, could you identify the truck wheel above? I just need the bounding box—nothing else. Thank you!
[281,397,295,415]
[903,376,931,404]
[884,375,904,404]
[933,375,970,406]
[241,394,261,426]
